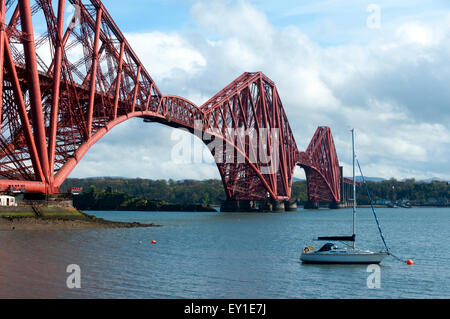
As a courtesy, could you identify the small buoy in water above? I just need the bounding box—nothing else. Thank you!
[407,259,414,265]
[138,240,142,244]
[151,240,157,244]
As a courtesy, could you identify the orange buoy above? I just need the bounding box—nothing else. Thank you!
[151,240,157,244]
[407,259,414,265]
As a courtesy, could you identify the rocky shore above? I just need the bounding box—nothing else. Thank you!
[0,211,160,231]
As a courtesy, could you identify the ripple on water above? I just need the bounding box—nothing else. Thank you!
[0,208,449,298]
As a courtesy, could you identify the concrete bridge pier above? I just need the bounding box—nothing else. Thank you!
[221,199,299,212]
[220,200,258,212]
[259,200,285,212]
[329,201,341,209]
[271,200,285,212]
[304,201,320,209]
[284,200,298,211]
[330,201,351,209]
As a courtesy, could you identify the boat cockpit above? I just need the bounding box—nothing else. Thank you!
[318,243,338,252]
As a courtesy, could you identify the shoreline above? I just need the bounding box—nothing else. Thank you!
[75,204,217,212]
[2,204,448,231]
[356,205,449,208]
[0,212,161,231]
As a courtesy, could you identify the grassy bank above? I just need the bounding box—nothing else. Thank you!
[0,207,160,231]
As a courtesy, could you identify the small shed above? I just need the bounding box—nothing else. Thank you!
[0,195,18,207]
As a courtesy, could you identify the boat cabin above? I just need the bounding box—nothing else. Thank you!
[318,243,338,252]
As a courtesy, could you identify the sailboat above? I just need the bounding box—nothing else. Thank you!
[300,129,388,264]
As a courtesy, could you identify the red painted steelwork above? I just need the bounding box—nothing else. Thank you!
[296,127,342,202]
[0,0,346,203]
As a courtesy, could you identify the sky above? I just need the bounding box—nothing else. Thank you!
[68,0,450,181]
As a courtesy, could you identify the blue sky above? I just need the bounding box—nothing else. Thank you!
[68,0,450,181]
[107,0,449,45]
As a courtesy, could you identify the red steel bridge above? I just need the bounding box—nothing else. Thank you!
[0,0,350,205]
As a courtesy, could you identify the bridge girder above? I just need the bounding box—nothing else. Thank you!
[0,0,343,203]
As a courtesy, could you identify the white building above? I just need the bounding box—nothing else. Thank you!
[0,195,18,207]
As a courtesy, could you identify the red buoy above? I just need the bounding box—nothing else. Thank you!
[407,259,414,265]
[151,240,156,244]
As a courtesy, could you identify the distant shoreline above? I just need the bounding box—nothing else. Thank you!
[77,205,218,212]
[357,205,449,208]
[62,177,449,210]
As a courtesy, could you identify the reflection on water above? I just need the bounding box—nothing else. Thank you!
[0,208,449,298]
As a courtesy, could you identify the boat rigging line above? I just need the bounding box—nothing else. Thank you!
[356,158,413,265]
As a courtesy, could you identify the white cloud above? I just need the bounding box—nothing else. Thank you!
[395,22,440,46]
[125,32,207,81]
[70,0,450,182]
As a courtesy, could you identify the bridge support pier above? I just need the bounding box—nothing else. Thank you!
[259,200,285,212]
[272,200,285,212]
[329,201,350,209]
[329,201,340,209]
[284,200,298,211]
[220,200,258,212]
[221,199,290,212]
[304,201,319,209]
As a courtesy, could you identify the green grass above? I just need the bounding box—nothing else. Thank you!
[0,212,35,218]
[1,207,83,219]
[39,207,83,217]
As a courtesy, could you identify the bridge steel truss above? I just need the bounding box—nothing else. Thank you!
[0,0,345,204]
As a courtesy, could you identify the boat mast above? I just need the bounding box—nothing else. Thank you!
[352,129,356,249]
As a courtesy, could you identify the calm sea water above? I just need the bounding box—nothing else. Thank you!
[0,207,449,299]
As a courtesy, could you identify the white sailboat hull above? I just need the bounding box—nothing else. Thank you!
[300,130,391,265]
[301,249,388,264]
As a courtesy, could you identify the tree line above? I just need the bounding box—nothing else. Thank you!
[355,178,449,205]
[61,177,449,207]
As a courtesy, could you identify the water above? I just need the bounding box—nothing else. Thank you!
[0,208,449,298]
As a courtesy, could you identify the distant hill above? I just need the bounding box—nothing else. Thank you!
[354,176,385,182]
[297,176,385,183]
[420,177,449,183]
[347,176,449,183]
[62,176,448,205]
[71,176,448,184]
